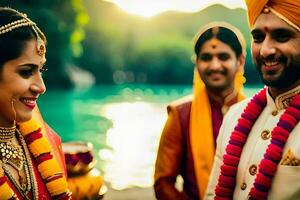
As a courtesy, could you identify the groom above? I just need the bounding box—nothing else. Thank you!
[205,0,300,199]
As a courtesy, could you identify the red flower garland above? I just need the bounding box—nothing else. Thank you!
[214,88,300,199]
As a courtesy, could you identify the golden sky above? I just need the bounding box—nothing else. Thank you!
[106,0,246,17]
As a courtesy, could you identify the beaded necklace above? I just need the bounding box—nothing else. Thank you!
[214,88,300,199]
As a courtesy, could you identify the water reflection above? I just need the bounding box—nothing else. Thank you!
[38,84,261,191]
[99,101,167,190]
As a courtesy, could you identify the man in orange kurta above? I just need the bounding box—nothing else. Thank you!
[154,22,246,200]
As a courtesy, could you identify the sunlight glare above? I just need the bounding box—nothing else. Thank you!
[99,102,167,189]
[106,0,246,17]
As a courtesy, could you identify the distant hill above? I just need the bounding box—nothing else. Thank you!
[79,0,260,85]
[86,1,251,41]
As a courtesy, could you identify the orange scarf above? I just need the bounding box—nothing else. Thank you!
[190,68,245,198]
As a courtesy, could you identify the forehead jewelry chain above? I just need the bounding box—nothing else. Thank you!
[0,13,46,57]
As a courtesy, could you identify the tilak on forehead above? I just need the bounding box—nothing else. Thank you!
[245,0,300,32]
[210,27,219,48]
[194,21,246,53]
[0,12,46,56]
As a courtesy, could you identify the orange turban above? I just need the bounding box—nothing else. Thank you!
[245,0,300,31]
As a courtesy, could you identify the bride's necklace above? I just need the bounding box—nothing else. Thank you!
[0,127,37,199]
[0,126,25,171]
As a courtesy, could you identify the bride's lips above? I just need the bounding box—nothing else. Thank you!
[20,97,37,109]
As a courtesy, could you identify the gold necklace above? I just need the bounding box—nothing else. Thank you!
[0,126,25,172]
[0,126,27,193]
[0,126,16,140]
[0,141,25,171]
[17,129,38,200]
[1,129,38,200]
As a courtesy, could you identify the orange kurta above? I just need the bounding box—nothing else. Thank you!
[155,96,196,200]
[155,68,245,199]
[154,93,244,200]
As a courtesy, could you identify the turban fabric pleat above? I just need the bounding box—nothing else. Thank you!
[245,0,300,31]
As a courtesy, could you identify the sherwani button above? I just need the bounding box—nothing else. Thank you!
[241,182,247,190]
[249,164,257,176]
[271,110,278,116]
[261,130,270,140]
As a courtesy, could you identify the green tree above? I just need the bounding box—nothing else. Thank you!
[0,0,89,88]
[133,34,193,84]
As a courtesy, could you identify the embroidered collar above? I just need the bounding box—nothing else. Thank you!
[207,89,238,115]
[274,85,300,110]
[222,89,238,115]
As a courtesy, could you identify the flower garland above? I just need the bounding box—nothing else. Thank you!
[0,118,71,200]
[214,88,300,199]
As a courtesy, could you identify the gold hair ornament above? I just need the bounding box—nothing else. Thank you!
[0,13,46,56]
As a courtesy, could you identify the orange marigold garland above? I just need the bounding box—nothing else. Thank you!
[0,119,71,199]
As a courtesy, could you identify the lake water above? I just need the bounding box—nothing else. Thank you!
[38,84,261,190]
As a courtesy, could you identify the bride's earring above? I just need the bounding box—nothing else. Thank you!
[11,99,16,127]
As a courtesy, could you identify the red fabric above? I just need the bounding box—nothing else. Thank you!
[24,132,43,144]
[36,153,53,164]
[44,124,68,177]
[209,98,223,145]
[0,176,7,185]
[45,173,63,183]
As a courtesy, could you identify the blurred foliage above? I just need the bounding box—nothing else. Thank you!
[79,0,260,85]
[133,34,193,83]
[1,0,261,88]
[0,0,89,89]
